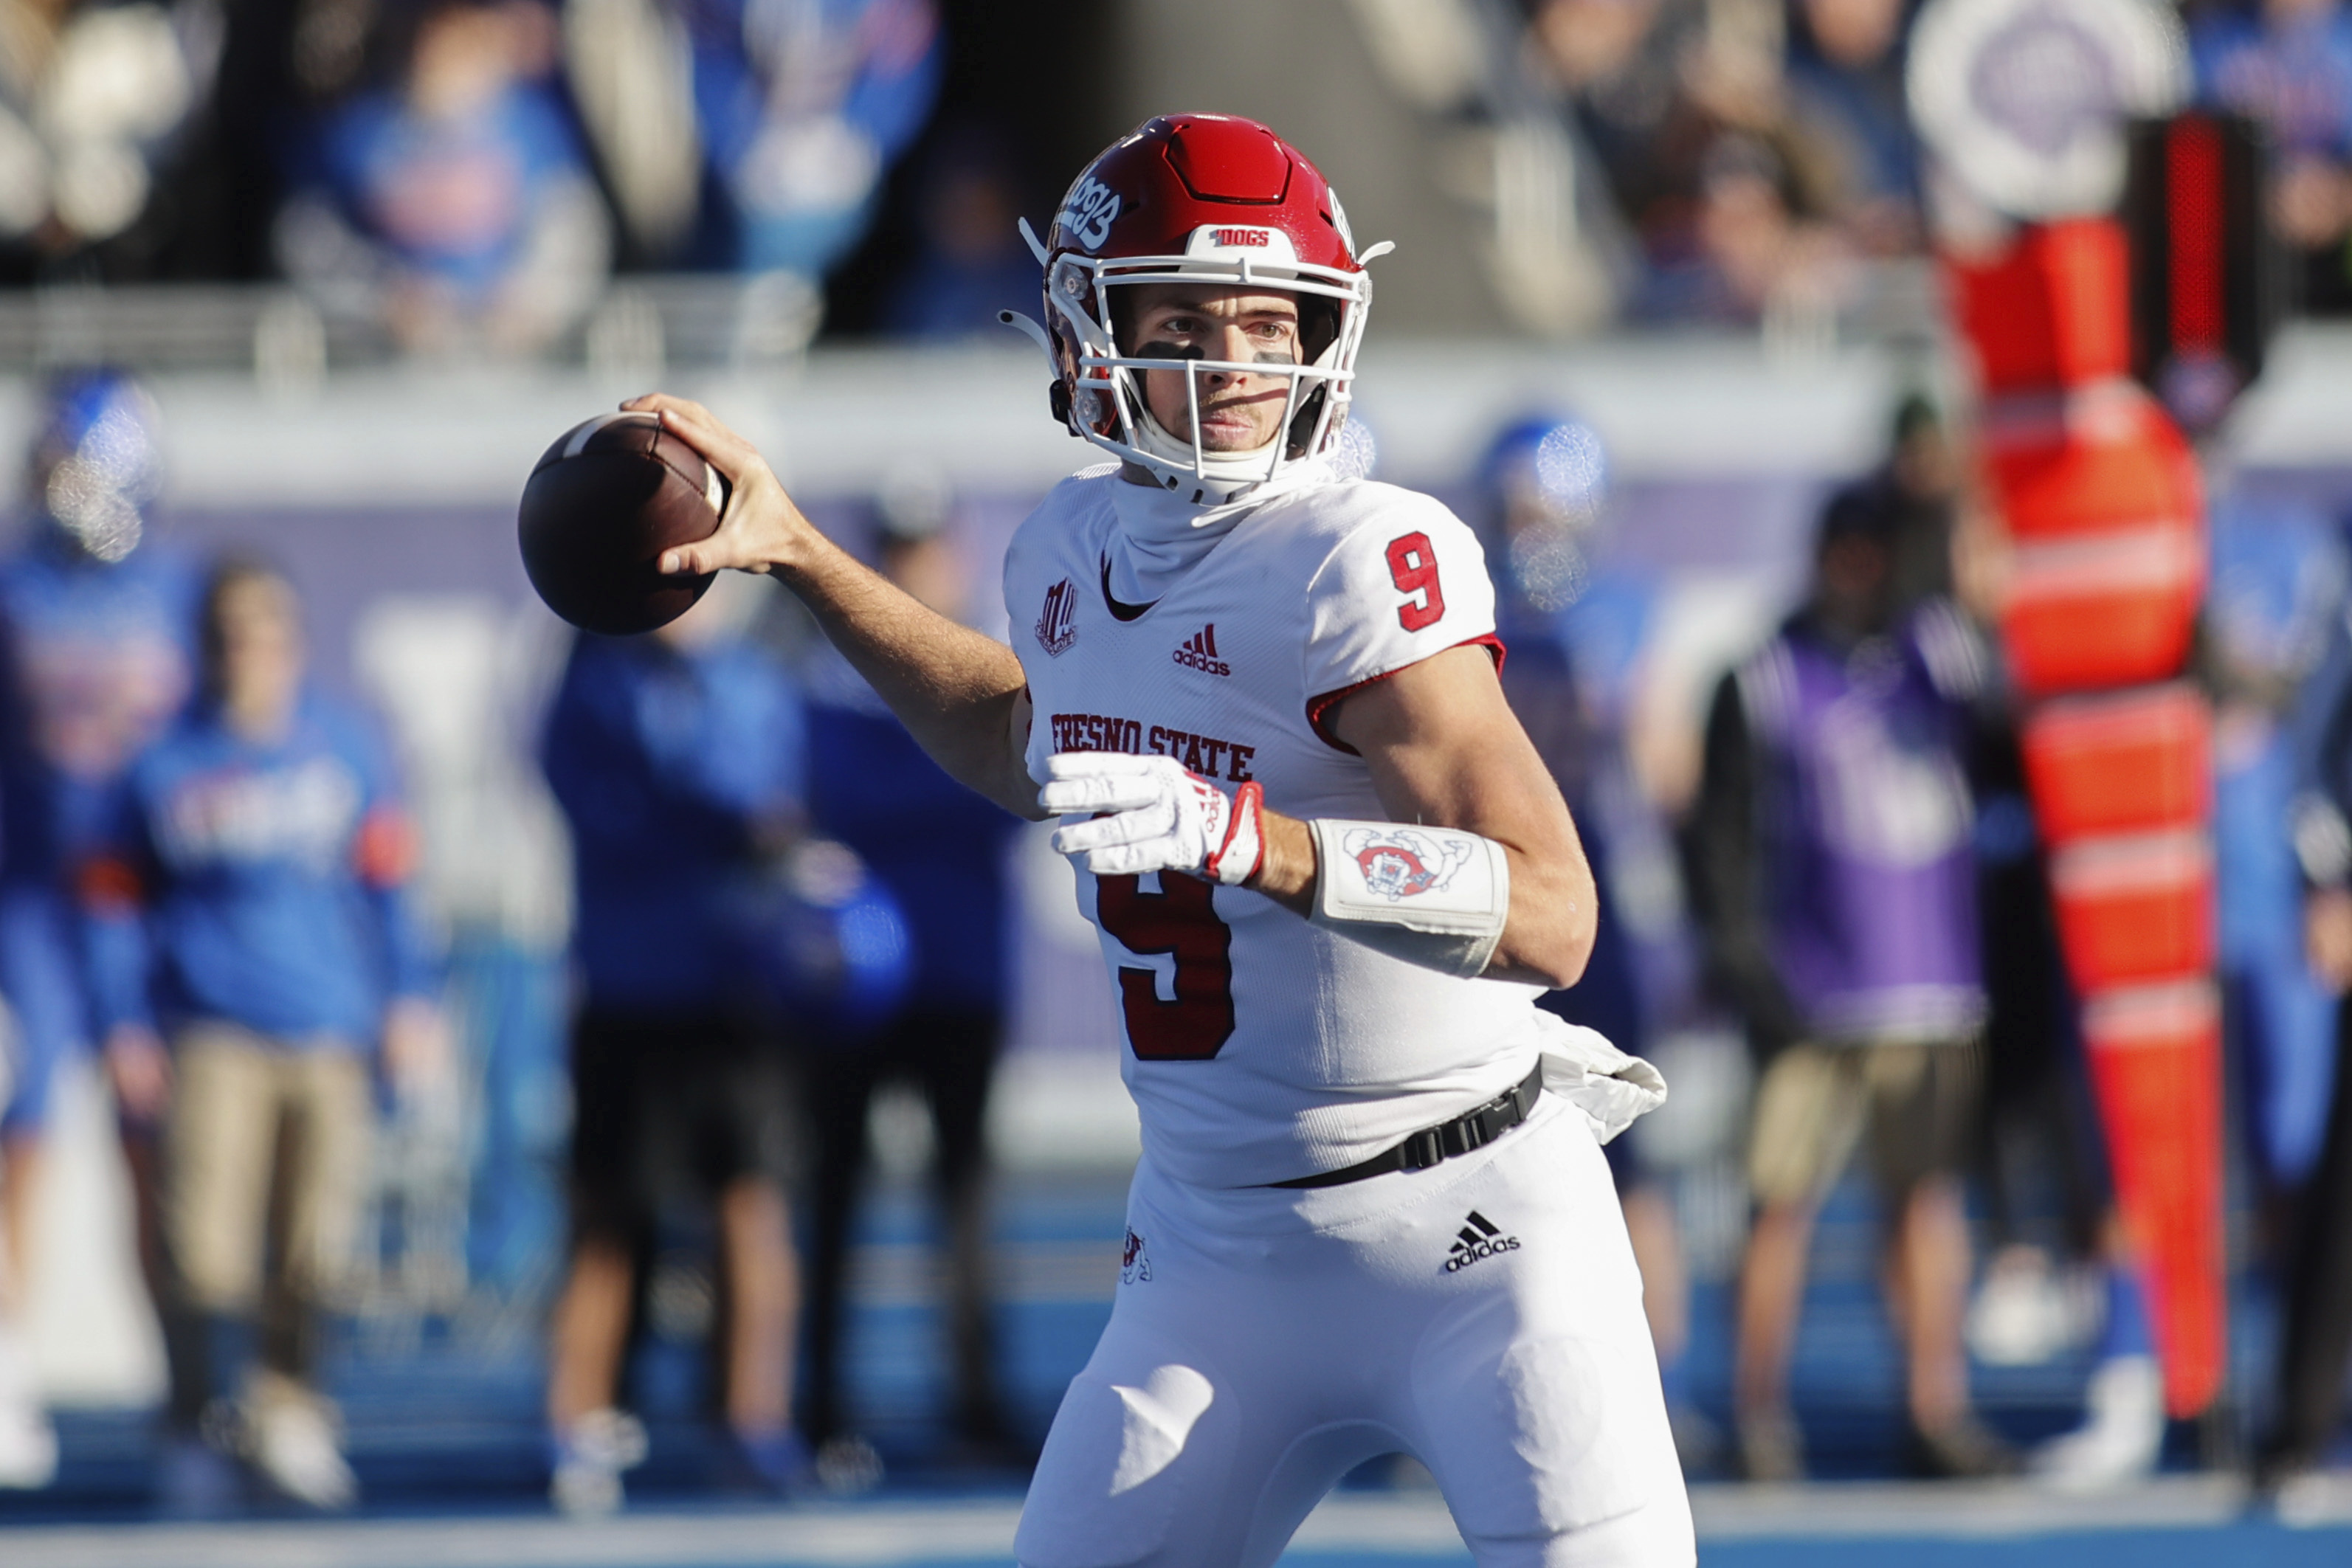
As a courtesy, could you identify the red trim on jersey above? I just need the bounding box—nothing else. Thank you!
[1305,634,1507,753]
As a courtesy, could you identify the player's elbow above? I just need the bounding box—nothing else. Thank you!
[1498,868,1597,990]
[1513,922,1593,991]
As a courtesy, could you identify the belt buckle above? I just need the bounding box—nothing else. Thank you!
[1400,1126,1446,1171]
[1453,1112,1488,1155]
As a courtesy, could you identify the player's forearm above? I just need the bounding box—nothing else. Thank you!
[624,396,1046,819]
[1245,804,1596,986]
[1483,838,1598,987]
[779,539,1045,821]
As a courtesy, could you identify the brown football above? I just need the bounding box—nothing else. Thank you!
[517,412,728,636]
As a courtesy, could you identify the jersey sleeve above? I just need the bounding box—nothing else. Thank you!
[1299,491,1500,749]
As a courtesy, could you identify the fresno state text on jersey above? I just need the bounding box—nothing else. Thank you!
[1004,466,1545,1189]
[1046,710,1257,783]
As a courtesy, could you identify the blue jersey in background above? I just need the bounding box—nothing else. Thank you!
[84,692,436,1048]
[542,632,804,1014]
[803,658,1018,1015]
[0,528,199,1127]
[0,531,201,888]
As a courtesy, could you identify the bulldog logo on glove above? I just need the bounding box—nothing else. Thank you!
[1343,828,1473,900]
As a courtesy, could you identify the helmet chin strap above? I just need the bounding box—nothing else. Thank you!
[1128,403,1285,505]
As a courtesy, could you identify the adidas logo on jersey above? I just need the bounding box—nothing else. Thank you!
[1442,1209,1520,1274]
[1173,623,1230,677]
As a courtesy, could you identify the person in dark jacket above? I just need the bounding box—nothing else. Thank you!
[539,578,807,1513]
[797,493,1022,1474]
[1474,414,1707,1458]
[83,559,443,1513]
[1687,488,2010,1481]
[2264,576,2352,1487]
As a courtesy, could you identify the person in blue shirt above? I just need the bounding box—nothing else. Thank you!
[0,369,199,1491]
[539,578,809,1513]
[2193,0,2352,310]
[277,0,610,354]
[1782,0,1924,255]
[799,496,1022,1469]
[2263,512,2352,1485]
[82,559,443,1513]
[681,0,942,276]
[1472,414,1716,1467]
[883,129,1052,342]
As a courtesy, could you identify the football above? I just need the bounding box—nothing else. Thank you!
[517,412,729,636]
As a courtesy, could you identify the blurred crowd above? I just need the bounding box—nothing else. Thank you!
[5,0,2352,348]
[1356,0,2352,333]
[0,0,948,349]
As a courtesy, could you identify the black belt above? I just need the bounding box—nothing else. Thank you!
[1269,1063,1545,1189]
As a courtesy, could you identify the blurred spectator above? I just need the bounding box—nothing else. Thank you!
[80,559,444,1515]
[538,577,808,1514]
[1525,0,1700,239]
[276,0,610,356]
[1782,0,1922,255]
[1638,131,1852,324]
[352,597,575,1308]
[881,125,1040,341]
[2264,534,2352,1485]
[0,368,199,1490]
[0,0,220,280]
[565,0,939,279]
[1475,412,1712,1465]
[2208,490,2345,1208]
[1686,487,2012,1480]
[2191,0,2352,311]
[797,483,1022,1472]
[1520,0,1874,325]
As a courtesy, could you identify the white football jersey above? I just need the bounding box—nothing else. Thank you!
[1005,466,1559,1189]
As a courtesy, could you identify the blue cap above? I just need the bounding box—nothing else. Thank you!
[1480,415,1608,522]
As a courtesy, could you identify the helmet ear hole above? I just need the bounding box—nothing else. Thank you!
[1286,384,1329,461]
[1299,297,1340,366]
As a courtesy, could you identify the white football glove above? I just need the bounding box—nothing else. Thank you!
[1040,753,1266,885]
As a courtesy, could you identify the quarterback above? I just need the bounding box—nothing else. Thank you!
[632,114,1692,1567]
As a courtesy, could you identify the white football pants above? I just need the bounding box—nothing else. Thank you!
[1013,1096,1695,1568]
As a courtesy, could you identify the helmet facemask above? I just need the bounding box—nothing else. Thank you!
[1043,232,1374,505]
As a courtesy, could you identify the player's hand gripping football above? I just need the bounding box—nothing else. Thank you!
[1042,753,1266,885]
[621,394,818,578]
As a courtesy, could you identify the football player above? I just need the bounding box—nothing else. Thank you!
[630,113,1692,1567]
[0,370,202,1491]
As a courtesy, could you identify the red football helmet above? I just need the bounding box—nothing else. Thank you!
[1005,114,1389,503]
